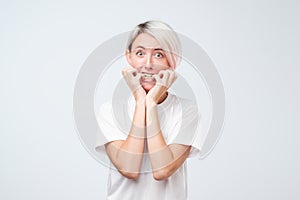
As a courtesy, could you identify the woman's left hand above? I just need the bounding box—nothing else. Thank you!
[146,69,177,106]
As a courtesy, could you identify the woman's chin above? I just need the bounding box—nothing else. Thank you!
[141,82,155,93]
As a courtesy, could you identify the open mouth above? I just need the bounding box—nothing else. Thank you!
[141,72,155,82]
[141,72,154,77]
[143,73,153,78]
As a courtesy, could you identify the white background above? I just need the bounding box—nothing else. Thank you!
[1,0,299,199]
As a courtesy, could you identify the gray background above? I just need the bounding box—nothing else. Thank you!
[1,0,299,199]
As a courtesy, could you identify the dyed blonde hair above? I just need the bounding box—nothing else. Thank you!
[126,20,182,69]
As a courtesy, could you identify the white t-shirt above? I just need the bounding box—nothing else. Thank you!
[95,93,202,200]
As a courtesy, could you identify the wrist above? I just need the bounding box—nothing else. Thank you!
[136,99,146,106]
[146,97,157,108]
[134,89,146,102]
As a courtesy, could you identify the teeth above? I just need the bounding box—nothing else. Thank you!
[143,74,153,78]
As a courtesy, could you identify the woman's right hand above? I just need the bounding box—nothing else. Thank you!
[122,67,146,103]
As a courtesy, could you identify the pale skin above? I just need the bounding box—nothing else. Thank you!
[105,33,191,181]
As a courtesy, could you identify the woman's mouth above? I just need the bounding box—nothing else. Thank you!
[141,73,155,82]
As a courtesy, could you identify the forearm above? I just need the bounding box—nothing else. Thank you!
[146,104,192,180]
[109,101,146,177]
[146,104,174,171]
[119,101,146,152]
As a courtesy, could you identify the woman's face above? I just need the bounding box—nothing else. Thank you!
[126,33,171,92]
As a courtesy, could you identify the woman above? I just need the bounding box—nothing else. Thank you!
[96,20,201,200]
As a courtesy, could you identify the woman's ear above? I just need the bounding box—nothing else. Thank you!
[125,50,132,66]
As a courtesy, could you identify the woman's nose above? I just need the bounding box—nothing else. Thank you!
[144,64,153,71]
[145,53,153,65]
[142,53,153,70]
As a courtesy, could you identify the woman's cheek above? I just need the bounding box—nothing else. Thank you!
[131,61,144,69]
[141,82,155,92]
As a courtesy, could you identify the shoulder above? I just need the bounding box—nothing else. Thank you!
[96,101,112,119]
[170,94,199,117]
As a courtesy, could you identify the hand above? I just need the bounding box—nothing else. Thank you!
[122,67,146,103]
[146,69,177,106]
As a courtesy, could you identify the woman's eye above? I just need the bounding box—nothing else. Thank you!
[136,51,144,56]
[154,52,164,58]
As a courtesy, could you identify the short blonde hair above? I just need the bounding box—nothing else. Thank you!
[126,20,182,69]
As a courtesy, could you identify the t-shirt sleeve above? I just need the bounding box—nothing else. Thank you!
[167,99,202,158]
[94,102,127,156]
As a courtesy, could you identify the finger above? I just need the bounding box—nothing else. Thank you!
[132,70,137,77]
[125,68,137,78]
[173,72,178,82]
[122,66,133,76]
[162,70,176,88]
[158,70,165,79]
[169,70,177,82]
[152,74,162,86]
[122,66,133,71]
[154,73,164,82]
[158,70,169,87]
[163,70,170,81]
[166,72,176,88]
[121,68,127,76]
[152,74,160,81]
[135,72,142,79]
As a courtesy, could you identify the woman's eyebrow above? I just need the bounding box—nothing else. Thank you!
[134,46,145,49]
[134,46,164,51]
